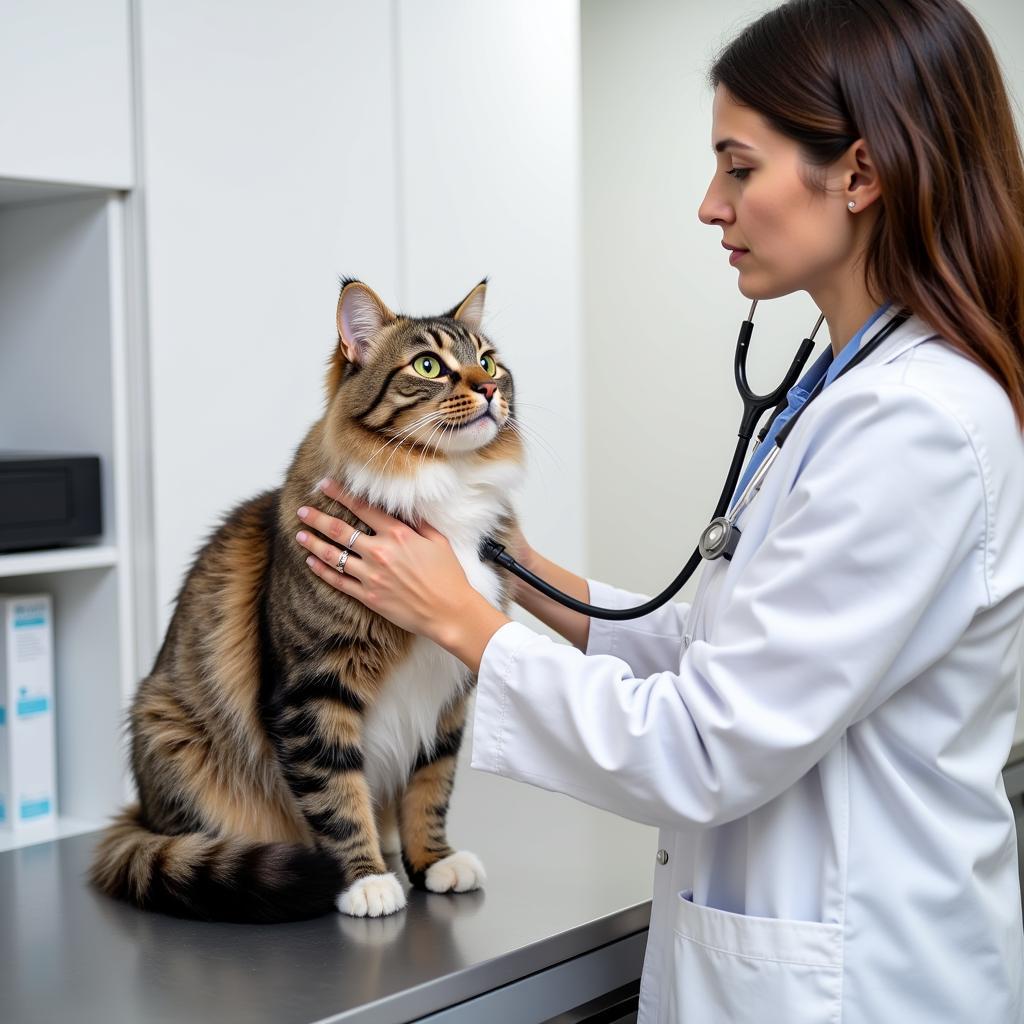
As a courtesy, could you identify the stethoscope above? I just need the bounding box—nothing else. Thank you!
[481,301,909,621]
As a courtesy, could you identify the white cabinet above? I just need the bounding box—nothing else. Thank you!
[136,0,402,627]
[0,2,147,852]
[0,0,134,188]
[0,187,143,850]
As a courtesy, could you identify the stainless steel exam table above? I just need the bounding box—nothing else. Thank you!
[4,741,1024,1024]
[0,823,651,1024]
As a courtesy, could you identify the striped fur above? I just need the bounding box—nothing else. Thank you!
[89,280,524,921]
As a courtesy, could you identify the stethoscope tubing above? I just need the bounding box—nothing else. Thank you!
[481,306,909,621]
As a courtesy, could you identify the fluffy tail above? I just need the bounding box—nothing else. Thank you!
[88,804,344,923]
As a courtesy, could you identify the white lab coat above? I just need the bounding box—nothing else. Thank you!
[471,305,1024,1023]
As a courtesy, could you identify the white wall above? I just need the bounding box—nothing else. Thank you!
[580,0,1024,740]
[395,1,587,576]
[582,0,798,600]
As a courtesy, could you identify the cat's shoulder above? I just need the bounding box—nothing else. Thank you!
[192,487,281,558]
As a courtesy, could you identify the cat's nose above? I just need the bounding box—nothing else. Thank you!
[473,381,497,401]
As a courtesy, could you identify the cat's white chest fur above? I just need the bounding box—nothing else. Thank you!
[347,457,521,806]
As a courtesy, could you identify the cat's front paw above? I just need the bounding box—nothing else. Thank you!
[425,850,486,893]
[336,872,407,917]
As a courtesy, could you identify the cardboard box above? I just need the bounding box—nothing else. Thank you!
[0,594,57,829]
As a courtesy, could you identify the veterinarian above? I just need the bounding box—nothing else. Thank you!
[294,1,1024,1020]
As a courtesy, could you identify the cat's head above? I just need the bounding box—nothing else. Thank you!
[323,278,523,472]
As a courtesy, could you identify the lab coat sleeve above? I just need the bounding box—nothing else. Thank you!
[583,578,691,678]
[470,383,987,828]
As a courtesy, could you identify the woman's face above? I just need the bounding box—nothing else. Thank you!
[698,85,859,301]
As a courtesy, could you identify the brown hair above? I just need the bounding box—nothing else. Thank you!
[709,0,1024,429]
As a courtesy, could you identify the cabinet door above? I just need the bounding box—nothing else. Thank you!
[137,0,400,626]
[0,0,133,187]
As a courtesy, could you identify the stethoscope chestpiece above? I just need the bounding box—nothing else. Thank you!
[698,516,740,561]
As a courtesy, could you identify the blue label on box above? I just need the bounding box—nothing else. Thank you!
[19,798,51,821]
[13,616,46,628]
[16,696,49,717]
[0,705,5,726]
[0,798,5,822]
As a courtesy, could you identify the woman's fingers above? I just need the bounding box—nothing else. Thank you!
[294,480,399,595]
[318,478,397,534]
[296,528,365,582]
[303,550,364,596]
[296,503,350,545]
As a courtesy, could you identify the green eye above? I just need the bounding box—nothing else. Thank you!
[412,354,443,379]
[480,354,497,377]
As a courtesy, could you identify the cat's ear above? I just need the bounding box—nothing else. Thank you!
[445,277,488,332]
[336,280,397,364]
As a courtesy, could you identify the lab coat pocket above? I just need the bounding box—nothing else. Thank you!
[668,889,843,1024]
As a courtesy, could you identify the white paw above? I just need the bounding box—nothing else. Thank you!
[336,872,407,917]
[425,850,487,894]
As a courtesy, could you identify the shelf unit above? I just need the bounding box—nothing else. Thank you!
[0,546,119,578]
[0,180,144,849]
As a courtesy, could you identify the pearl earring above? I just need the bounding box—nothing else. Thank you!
[848,201,856,210]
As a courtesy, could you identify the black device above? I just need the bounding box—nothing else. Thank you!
[0,452,103,553]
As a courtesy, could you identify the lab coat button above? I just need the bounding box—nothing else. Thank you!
[656,849,669,865]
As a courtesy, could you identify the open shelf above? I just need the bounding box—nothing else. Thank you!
[0,545,118,579]
[0,190,138,839]
[0,176,113,207]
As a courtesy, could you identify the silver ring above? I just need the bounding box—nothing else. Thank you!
[346,529,362,550]
[336,548,350,574]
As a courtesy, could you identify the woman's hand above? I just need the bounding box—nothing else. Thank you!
[294,478,512,669]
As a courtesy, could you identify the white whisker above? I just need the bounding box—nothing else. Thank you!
[370,409,446,477]
[508,400,563,419]
[436,420,457,464]
[504,417,564,472]
[418,417,450,470]
[360,410,442,471]
[378,412,446,476]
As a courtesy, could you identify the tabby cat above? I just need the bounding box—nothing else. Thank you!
[89,278,524,921]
